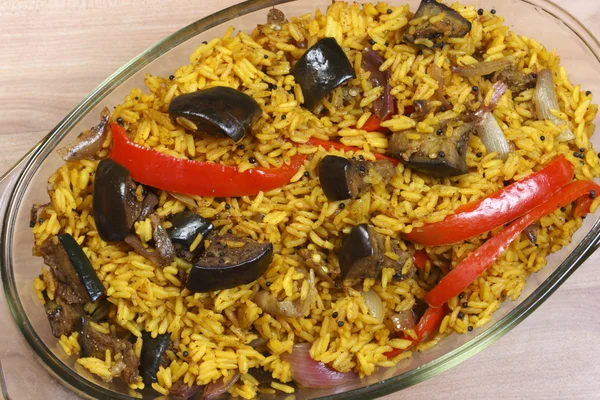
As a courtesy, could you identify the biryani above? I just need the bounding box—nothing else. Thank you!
[30,0,600,398]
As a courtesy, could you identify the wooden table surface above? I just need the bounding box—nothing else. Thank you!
[1,1,599,399]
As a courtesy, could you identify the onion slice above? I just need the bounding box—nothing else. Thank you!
[362,48,394,120]
[281,343,358,388]
[201,371,241,400]
[478,113,511,160]
[253,269,315,318]
[534,69,575,141]
[450,58,513,77]
[362,289,384,323]
[430,64,452,110]
[57,107,110,161]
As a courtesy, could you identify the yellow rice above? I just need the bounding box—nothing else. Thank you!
[32,1,599,398]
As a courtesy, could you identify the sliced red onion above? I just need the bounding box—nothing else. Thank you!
[362,48,394,120]
[57,107,110,161]
[534,69,575,141]
[201,371,241,400]
[430,64,452,110]
[450,58,513,77]
[281,343,358,388]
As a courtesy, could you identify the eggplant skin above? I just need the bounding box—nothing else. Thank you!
[93,159,141,242]
[291,37,356,109]
[140,332,171,385]
[168,87,261,142]
[167,211,214,251]
[58,233,106,302]
[318,155,353,201]
[338,224,384,281]
[186,234,273,293]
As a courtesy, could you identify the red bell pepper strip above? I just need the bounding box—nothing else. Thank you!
[383,306,446,358]
[425,180,600,308]
[109,123,306,197]
[413,249,429,270]
[574,195,594,218]
[404,155,574,246]
[361,114,382,132]
[306,137,399,165]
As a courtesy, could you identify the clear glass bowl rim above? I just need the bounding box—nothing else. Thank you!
[2,0,600,398]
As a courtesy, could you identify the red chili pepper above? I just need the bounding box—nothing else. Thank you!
[361,114,382,132]
[383,306,446,358]
[425,180,600,308]
[306,137,399,165]
[573,195,594,218]
[413,249,429,270]
[109,123,306,197]
[404,155,574,246]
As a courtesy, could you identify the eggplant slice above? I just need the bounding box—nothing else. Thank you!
[291,37,356,109]
[140,332,172,385]
[338,224,413,286]
[388,122,474,177]
[492,65,537,95]
[168,86,261,142]
[319,155,396,201]
[93,159,142,242]
[39,233,105,304]
[167,211,214,261]
[404,0,472,48]
[186,234,273,292]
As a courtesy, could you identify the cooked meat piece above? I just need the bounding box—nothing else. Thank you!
[169,380,202,399]
[186,233,273,292]
[80,320,139,384]
[44,294,84,338]
[319,155,396,201]
[150,214,175,266]
[39,234,105,304]
[493,65,537,95]
[384,242,415,281]
[388,122,474,177]
[404,0,472,48]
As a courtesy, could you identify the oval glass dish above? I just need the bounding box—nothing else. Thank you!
[1,0,600,399]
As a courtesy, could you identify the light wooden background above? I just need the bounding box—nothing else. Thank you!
[1,1,599,399]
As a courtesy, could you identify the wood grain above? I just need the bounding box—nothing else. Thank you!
[1,1,599,399]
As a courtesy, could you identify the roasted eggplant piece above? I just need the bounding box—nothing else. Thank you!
[318,155,395,201]
[291,37,356,109]
[362,48,394,120]
[168,87,261,142]
[167,211,214,259]
[338,224,412,285]
[404,0,472,48]
[388,122,474,177]
[44,295,84,338]
[492,65,537,95]
[140,332,171,385]
[186,234,273,292]
[80,319,140,384]
[39,233,105,304]
[57,107,110,161]
[93,159,142,242]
